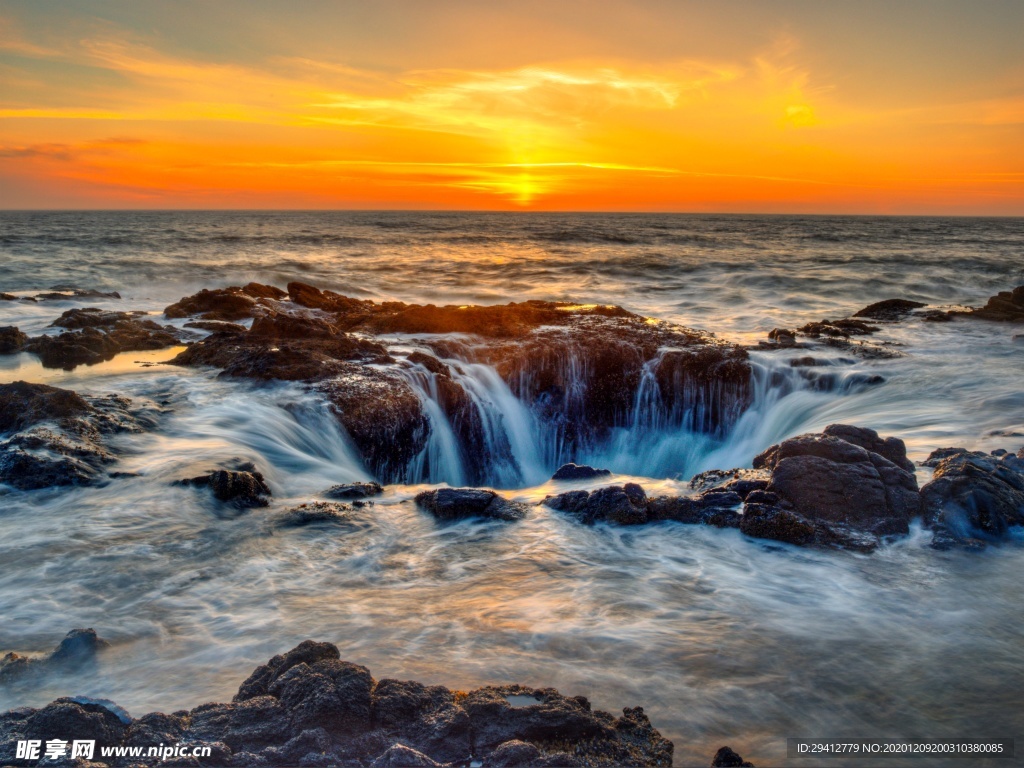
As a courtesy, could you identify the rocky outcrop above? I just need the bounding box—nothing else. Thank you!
[20,310,184,370]
[0,326,28,354]
[852,299,927,320]
[165,283,752,486]
[0,639,675,767]
[712,745,755,767]
[740,425,922,551]
[415,488,528,522]
[179,468,272,508]
[966,285,1024,322]
[920,449,1024,547]
[0,382,147,490]
[546,483,650,525]
[0,629,109,684]
[551,463,612,481]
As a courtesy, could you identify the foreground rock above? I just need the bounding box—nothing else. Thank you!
[179,468,272,508]
[165,282,751,485]
[740,424,922,551]
[415,488,528,521]
[920,448,1024,547]
[0,382,149,490]
[0,640,674,767]
[0,629,109,684]
[16,308,185,370]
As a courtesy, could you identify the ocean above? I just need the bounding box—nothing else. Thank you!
[1,211,1022,765]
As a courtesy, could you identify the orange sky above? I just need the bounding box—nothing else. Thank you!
[1,1,1022,213]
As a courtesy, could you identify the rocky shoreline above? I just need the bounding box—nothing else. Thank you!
[0,637,759,768]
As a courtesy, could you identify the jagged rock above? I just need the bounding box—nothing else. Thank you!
[50,307,142,329]
[24,318,182,370]
[0,640,672,767]
[853,299,926,320]
[920,450,1024,544]
[164,284,285,321]
[739,425,921,550]
[545,483,648,525]
[278,502,353,527]
[324,481,383,500]
[180,470,272,508]
[647,488,744,528]
[0,326,28,354]
[712,745,755,767]
[797,318,878,338]
[0,629,109,684]
[922,447,968,467]
[415,488,528,522]
[767,328,797,346]
[0,383,142,490]
[967,285,1024,322]
[551,463,611,481]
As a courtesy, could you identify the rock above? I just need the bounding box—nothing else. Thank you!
[324,481,383,500]
[742,425,921,549]
[920,451,1024,544]
[184,320,249,334]
[922,447,969,467]
[712,745,755,767]
[164,284,284,321]
[50,307,141,329]
[0,383,142,490]
[545,483,648,525]
[415,488,528,522]
[24,318,182,370]
[371,678,470,762]
[34,288,121,301]
[920,309,954,322]
[551,463,611,481]
[278,502,352,527]
[370,744,444,768]
[0,326,28,354]
[967,285,1024,322]
[181,470,272,508]
[767,328,797,347]
[0,629,109,684]
[487,739,542,767]
[646,487,745,528]
[852,299,926,320]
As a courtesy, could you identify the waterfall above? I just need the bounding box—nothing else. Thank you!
[375,345,884,488]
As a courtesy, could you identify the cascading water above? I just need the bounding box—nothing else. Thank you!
[384,345,885,488]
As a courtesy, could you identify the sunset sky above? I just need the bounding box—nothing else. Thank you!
[1,0,1022,213]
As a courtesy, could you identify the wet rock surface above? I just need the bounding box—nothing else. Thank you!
[0,382,148,490]
[164,282,750,485]
[0,629,109,685]
[852,298,927,320]
[278,502,357,527]
[0,326,28,354]
[546,483,650,525]
[551,463,611,481]
[738,425,922,551]
[415,488,528,522]
[324,481,383,500]
[920,448,1024,546]
[0,640,676,767]
[965,285,1024,322]
[179,469,272,509]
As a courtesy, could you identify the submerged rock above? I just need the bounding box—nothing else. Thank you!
[739,424,922,551]
[324,481,383,500]
[180,469,272,508]
[551,463,611,481]
[920,449,1024,546]
[0,382,144,490]
[545,483,649,525]
[0,639,672,766]
[415,488,528,521]
[278,502,354,527]
[852,298,927,320]
[0,629,109,684]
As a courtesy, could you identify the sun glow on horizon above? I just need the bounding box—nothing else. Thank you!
[0,2,1021,213]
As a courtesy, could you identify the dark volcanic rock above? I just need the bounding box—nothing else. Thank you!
[324,481,383,500]
[0,326,28,354]
[741,425,922,550]
[852,299,927,320]
[712,745,756,767]
[181,469,272,508]
[0,382,142,490]
[24,317,182,370]
[164,284,285,321]
[545,483,648,525]
[0,639,673,768]
[647,487,744,528]
[0,629,109,684]
[551,463,611,481]
[50,307,141,329]
[278,502,353,527]
[967,285,1024,322]
[920,450,1024,544]
[184,319,249,334]
[415,488,528,521]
